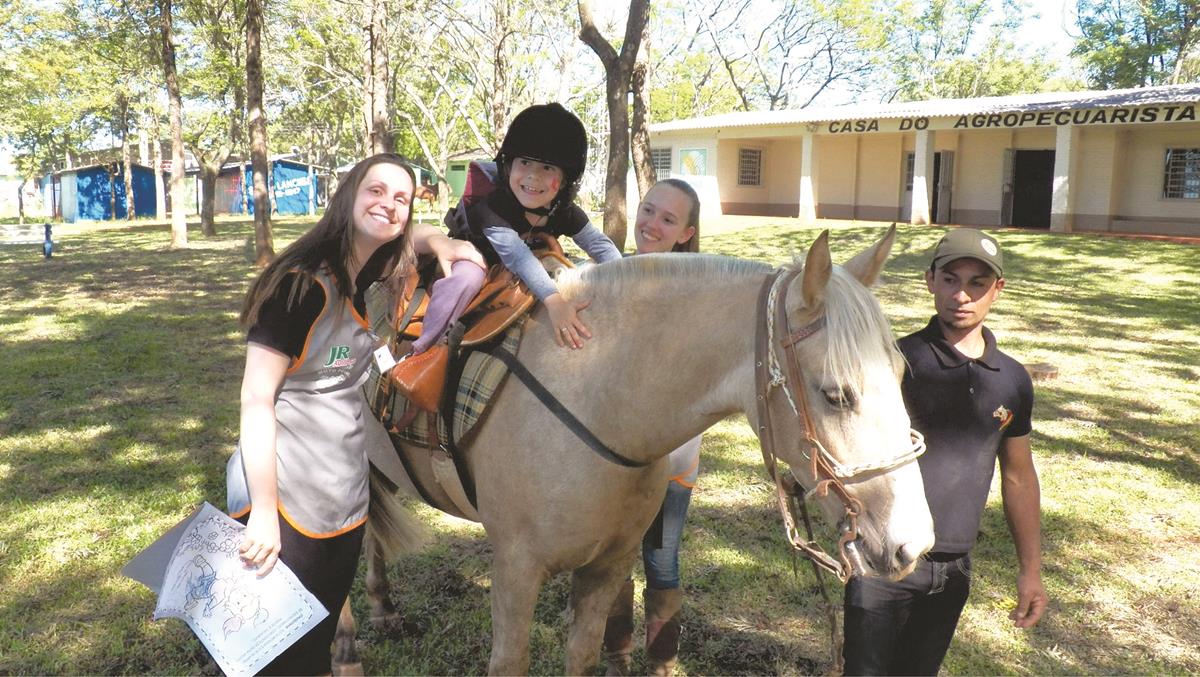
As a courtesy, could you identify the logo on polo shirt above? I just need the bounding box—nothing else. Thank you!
[993,404,1013,431]
[323,345,356,369]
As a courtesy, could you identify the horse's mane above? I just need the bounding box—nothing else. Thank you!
[555,253,771,298]
[818,263,904,397]
[556,253,901,395]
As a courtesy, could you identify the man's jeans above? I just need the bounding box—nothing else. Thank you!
[842,553,971,676]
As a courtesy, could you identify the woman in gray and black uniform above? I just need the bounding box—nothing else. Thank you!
[227,153,483,675]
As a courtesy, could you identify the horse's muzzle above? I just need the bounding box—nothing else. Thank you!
[843,538,867,578]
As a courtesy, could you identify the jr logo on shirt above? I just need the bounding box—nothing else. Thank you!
[324,345,355,369]
[993,404,1014,431]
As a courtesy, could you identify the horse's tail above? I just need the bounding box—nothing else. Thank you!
[367,463,429,560]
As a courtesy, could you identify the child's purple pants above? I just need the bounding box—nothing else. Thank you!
[410,260,487,354]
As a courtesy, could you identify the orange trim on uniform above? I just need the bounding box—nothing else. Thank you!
[228,504,251,520]
[279,503,367,539]
[347,298,370,329]
[286,273,331,376]
[668,456,700,489]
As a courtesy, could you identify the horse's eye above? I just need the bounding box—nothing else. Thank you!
[822,387,857,410]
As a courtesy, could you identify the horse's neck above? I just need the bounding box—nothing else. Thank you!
[559,266,763,463]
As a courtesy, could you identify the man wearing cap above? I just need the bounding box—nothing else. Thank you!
[841,228,1048,675]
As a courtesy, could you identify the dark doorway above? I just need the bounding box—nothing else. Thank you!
[902,151,953,223]
[1011,150,1054,229]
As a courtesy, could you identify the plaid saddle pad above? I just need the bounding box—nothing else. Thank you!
[363,320,523,448]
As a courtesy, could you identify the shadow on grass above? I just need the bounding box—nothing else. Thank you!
[2,221,1197,674]
[0,219,315,674]
[953,503,1200,675]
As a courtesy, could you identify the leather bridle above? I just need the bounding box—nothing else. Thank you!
[752,267,927,582]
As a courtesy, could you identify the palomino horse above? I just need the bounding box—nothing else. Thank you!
[349,227,934,674]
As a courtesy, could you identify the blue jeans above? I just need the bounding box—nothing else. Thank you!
[842,554,971,676]
[642,481,693,590]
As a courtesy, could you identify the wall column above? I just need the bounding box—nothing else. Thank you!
[1104,129,1128,231]
[799,132,817,224]
[850,135,861,219]
[1051,124,1078,232]
[910,130,934,225]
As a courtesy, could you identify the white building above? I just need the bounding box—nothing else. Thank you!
[0,151,44,219]
[648,84,1200,236]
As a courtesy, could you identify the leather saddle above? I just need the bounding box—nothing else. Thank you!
[387,233,572,412]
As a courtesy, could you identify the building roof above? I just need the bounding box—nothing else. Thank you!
[54,161,155,176]
[214,154,326,172]
[650,83,1200,133]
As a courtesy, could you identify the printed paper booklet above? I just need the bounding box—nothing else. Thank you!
[123,502,328,676]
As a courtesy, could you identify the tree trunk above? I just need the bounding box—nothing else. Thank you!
[247,0,274,266]
[159,0,188,247]
[362,0,392,154]
[120,96,136,221]
[577,0,651,251]
[241,162,250,215]
[149,109,166,220]
[138,121,149,165]
[64,131,75,169]
[17,178,25,225]
[107,164,118,221]
[195,128,237,236]
[630,59,656,199]
[600,72,630,249]
[200,161,219,235]
[491,0,512,143]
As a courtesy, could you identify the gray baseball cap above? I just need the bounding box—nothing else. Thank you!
[930,228,1003,278]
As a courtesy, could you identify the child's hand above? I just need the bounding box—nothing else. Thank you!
[239,506,281,577]
[545,293,592,349]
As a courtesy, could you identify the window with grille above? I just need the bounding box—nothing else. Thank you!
[1163,148,1200,199]
[904,153,915,191]
[650,148,671,177]
[738,148,762,186]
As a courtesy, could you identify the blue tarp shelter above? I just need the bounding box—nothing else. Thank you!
[203,158,320,216]
[50,163,156,222]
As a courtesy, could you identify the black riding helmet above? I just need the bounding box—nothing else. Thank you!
[495,103,588,215]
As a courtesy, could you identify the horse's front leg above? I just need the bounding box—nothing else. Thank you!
[564,551,639,676]
[487,548,547,675]
[365,530,398,624]
[331,599,364,676]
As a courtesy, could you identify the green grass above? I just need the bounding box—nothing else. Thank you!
[1,217,1197,674]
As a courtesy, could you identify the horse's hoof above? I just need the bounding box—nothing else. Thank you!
[369,611,400,627]
[332,661,365,677]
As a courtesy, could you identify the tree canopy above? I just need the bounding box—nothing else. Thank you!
[1,0,1193,225]
[1071,0,1200,88]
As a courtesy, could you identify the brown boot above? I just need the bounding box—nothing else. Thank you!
[644,587,683,677]
[602,579,635,675]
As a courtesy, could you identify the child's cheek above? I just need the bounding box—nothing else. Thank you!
[550,177,560,193]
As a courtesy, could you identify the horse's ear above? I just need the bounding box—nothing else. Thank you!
[843,224,896,288]
[801,230,832,310]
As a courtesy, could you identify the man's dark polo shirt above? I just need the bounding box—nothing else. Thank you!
[899,316,1034,554]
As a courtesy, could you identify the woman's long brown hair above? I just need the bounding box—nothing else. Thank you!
[240,154,417,328]
[658,178,701,253]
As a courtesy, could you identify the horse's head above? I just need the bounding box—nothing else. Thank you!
[764,226,933,580]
